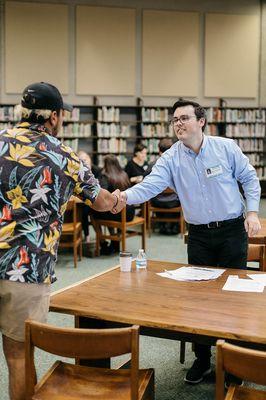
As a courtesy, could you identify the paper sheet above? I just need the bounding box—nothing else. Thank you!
[222,275,264,293]
[247,274,266,286]
[157,266,225,282]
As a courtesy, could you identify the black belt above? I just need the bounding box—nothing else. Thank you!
[188,215,244,229]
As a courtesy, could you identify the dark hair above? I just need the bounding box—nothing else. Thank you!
[172,100,207,132]
[103,155,130,191]
[159,137,173,153]
[133,143,147,156]
[21,108,61,124]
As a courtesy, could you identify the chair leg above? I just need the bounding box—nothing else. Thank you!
[95,224,100,257]
[142,223,146,251]
[74,244,77,268]
[79,236,82,261]
[122,228,126,251]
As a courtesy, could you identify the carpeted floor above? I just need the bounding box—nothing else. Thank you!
[1,201,266,399]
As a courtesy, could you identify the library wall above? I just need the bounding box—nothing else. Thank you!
[142,10,199,97]
[205,13,259,98]
[76,6,135,96]
[0,0,262,107]
[5,1,69,94]
[260,0,266,106]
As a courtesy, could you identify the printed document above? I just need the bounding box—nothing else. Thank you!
[157,266,225,282]
[222,275,264,293]
[247,274,266,286]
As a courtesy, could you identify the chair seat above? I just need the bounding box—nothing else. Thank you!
[33,361,154,400]
[227,385,266,399]
[62,222,82,233]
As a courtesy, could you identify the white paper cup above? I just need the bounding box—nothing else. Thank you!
[119,252,132,272]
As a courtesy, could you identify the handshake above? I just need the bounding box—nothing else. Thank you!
[111,189,127,214]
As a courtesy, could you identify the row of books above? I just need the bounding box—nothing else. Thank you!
[97,107,120,122]
[64,108,81,122]
[141,123,173,138]
[97,122,131,137]
[207,108,266,123]
[58,123,92,137]
[141,107,169,122]
[234,138,264,152]
[226,124,265,137]
[142,138,161,153]
[98,138,127,153]
[246,153,264,167]
[255,167,266,180]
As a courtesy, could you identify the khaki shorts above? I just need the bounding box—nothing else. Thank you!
[0,280,50,342]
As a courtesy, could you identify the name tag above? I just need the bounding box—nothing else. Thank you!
[205,165,223,178]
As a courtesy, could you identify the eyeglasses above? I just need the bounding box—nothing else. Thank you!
[170,115,197,126]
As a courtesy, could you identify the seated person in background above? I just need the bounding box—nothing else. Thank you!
[78,151,102,243]
[125,143,149,184]
[78,150,101,179]
[149,138,181,235]
[92,155,135,254]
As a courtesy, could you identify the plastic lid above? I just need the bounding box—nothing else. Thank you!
[119,252,132,257]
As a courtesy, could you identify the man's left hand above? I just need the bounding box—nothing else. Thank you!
[244,212,261,237]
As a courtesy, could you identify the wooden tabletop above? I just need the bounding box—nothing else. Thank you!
[50,260,266,346]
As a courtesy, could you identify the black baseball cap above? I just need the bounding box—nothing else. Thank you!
[21,82,73,112]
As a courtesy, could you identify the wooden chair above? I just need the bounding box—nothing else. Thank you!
[247,244,265,271]
[147,189,185,237]
[59,199,82,268]
[216,340,266,400]
[91,203,146,257]
[25,320,154,400]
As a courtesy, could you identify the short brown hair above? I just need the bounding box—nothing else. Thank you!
[172,99,207,132]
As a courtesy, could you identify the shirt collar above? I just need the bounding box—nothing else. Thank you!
[181,134,207,155]
[16,121,52,135]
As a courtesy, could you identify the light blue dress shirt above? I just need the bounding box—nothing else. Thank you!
[125,135,261,225]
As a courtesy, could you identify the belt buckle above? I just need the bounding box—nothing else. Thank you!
[207,221,220,229]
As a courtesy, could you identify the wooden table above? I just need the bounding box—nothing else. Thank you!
[50,260,266,358]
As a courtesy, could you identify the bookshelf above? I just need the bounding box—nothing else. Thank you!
[206,107,266,183]
[1,103,265,193]
[139,106,175,164]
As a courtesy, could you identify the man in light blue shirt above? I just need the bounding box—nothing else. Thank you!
[116,100,261,385]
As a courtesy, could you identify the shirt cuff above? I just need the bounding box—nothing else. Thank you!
[246,199,260,213]
[124,188,134,205]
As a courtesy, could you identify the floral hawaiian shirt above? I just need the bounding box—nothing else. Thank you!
[0,122,100,284]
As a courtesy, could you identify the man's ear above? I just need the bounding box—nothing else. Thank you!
[49,110,58,127]
[199,118,205,128]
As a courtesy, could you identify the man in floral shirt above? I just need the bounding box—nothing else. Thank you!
[0,82,121,400]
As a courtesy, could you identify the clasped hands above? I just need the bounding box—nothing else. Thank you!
[111,189,127,214]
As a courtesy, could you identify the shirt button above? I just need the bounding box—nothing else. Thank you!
[202,185,205,188]
[209,210,212,213]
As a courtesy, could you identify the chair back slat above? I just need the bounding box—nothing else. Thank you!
[26,320,137,359]
[247,244,264,271]
[216,340,266,389]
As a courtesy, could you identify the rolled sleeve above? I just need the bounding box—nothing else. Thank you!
[73,160,101,205]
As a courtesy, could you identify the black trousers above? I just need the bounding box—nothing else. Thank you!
[187,218,248,362]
